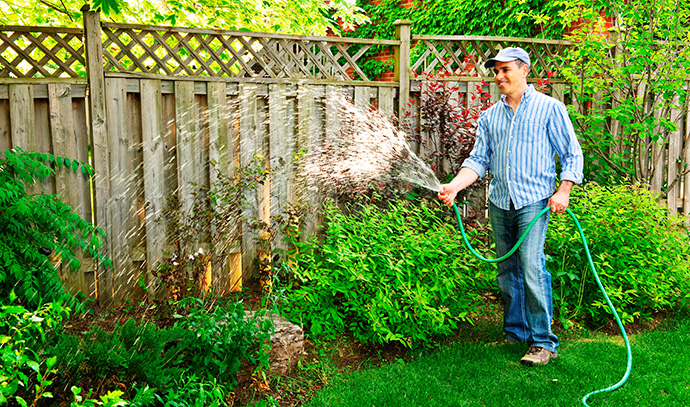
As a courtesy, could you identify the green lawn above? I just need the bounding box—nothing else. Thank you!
[304,319,690,407]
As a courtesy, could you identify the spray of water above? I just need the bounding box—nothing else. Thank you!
[306,90,442,195]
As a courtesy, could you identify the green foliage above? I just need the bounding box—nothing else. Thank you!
[0,0,368,36]
[0,148,109,309]
[558,0,690,186]
[279,198,494,347]
[154,374,229,407]
[547,183,690,326]
[0,300,70,406]
[49,300,272,402]
[347,0,566,78]
[70,386,129,407]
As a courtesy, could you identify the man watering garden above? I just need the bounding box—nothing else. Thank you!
[438,47,584,366]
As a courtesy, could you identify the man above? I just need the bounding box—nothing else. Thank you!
[438,47,584,366]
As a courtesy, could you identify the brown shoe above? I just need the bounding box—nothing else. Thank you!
[520,346,558,366]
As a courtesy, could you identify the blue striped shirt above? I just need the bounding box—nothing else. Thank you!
[462,85,584,210]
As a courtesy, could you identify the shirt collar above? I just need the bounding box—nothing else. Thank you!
[500,84,535,106]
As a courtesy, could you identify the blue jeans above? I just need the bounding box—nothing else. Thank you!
[488,198,558,352]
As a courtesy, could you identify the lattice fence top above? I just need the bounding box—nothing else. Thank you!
[0,26,86,78]
[101,23,399,82]
[411,35,574,80]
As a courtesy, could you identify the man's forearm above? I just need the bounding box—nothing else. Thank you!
[448,167,480,193]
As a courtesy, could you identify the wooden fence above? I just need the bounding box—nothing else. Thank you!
[1,13,688,305]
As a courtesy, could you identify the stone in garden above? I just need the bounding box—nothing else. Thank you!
[245,311,306,375]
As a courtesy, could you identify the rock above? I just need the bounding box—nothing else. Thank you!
[245,311,306,375]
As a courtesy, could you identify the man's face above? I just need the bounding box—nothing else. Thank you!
[493,60,528,95]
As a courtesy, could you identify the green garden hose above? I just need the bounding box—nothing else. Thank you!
[451,202,632,406]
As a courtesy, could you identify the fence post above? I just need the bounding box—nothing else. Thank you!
[394,19,412,123]
[83,5,114,305]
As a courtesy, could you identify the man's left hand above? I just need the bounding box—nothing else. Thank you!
[548,180,575,214]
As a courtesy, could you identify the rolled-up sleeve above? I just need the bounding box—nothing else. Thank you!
[461,114,492,178]
[548,102,584,184]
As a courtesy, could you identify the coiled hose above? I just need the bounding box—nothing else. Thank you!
[451,202,632,406]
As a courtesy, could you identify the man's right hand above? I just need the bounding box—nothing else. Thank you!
[437,167,480,207]
[438,185,458,207]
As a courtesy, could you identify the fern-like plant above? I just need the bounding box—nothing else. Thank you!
[0,148,110,309]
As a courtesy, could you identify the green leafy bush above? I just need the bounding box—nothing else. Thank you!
[49,300,272,402]
[279,198,494,347]
[0,298,70,405]
[0,148,109,309]
[547,183,690,325]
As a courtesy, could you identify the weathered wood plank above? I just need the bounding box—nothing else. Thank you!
[667,98,683,212]
[0,99,9,158]
[207,81,238,293]
[9,84,36,151]
[105,77,139,304]
[295,85,319,239]
[140,79,166,295]
[551,83,565,103]
[71,95,96,298]
[650,107,665,192]
[354,86,369,110]
[174,81,200,217]
[239,83,260,280]
[269,83,293,255]
[378,87,395,119]
[48,83,87,296]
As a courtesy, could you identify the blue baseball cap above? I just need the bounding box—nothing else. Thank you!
[484,47,531,69]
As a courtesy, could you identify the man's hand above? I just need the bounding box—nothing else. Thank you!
[548,180,575,214]
[438,185,458,207]
[437,168,480,207]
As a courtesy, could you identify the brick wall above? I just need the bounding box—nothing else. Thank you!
[563,10,615,37]
[357,0,417,81]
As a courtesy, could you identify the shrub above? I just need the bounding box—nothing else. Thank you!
[49,300,272,402]
[547,183,690,325]
[0,298,70,405]
[0,148,109,309]
[279,198,494,347]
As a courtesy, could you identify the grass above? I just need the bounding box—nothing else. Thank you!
[303,318,690,407]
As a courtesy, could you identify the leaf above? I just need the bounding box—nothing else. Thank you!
[46,355,57,369]
[26,359,40,373]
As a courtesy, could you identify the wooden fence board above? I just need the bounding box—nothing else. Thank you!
[207,80,240,293]
[269,83,291,255]
[667,99,683,212]
[141,79,166,294]
[48,83,87,295]
[175,81,200,217]
[651,107,665,192]
[9,84,35,151]
[71,95,96,298]
[239,83,260,279]
[0,99,9,158]
[379,87,395,119]
[105,77,142,304]
[34,98,55,194]
[354,86,369,110]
